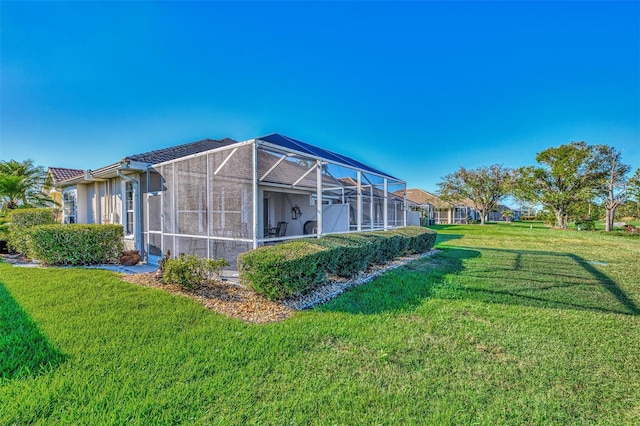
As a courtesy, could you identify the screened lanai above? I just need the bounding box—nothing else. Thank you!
[141,133,406,267]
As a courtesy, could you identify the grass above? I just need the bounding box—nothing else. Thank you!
[1,222,639,424]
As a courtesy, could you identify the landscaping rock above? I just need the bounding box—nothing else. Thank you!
[120,250,439,324]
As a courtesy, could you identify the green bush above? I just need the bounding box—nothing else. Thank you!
[238,241,331,300]
[28,224,124,265]
[7,208,56,254]
[393,226,438,254]
[0,211,9,253]
[163,255,229,290]
[238,226,437,300]
[575,219,596,231]
[312,235,370,277]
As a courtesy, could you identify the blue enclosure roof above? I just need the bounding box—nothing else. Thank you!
[256,133,399,181]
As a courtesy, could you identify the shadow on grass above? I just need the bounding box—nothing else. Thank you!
[435,233,463,244]
[320,247,639,316]
[317,248,480,314]
[569,253,640,315]
[428,224,470,231]
[0,282,66,380]
[456,248,640,316]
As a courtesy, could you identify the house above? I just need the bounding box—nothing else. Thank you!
[487,205,525,222]
[399,188,479,225]
[46,167,84,218]
[400,188,437,225]
[52,133,407,267]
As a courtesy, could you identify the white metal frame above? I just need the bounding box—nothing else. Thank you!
[143,138,407,262]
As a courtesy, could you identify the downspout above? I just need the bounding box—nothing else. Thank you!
[116,170,141,253]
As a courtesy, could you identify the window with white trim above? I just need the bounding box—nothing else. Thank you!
[125,181,134,235]
[62,189,77,224]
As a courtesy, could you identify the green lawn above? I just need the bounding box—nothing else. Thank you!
[1,222,639,425]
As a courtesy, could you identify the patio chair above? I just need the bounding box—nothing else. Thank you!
[303,220,318,235]
[268,221,287,238]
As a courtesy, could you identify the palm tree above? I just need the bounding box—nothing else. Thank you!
[501,209,514,222]
[0,159,52,210]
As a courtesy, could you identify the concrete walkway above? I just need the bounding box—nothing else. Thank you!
[4,253,240,279]
[80,263,159,274]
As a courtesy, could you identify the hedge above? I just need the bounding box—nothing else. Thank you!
[7,208,57,254]
[237,241,330,300]
[27,224,124,266]
[238,226,437,300]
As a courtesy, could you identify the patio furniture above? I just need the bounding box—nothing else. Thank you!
[303,220,318,235]
[268,221,288,238]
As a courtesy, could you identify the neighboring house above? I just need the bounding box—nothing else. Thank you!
[53,133,406,266]
[399,188,435,225]
[399,188,479,225]
[46,167,84,219]
[449,198,480,224]
[487,205,525,222]
[337,177,406,230]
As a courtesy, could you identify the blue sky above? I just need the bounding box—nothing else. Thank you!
[1,1,638,193]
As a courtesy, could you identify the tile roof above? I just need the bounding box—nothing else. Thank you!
[402,188,477,209]
[124,138,238,165]
[402,188,449,207]
[48,167,84,184]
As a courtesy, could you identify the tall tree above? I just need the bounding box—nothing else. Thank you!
[514,142,606,229]
[628,169,640,219]
[437,164,513,225]
[0,159,51,209]
[593,145,631,232]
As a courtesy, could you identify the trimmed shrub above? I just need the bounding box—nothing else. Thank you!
[163,255,229,290]
[237,241,330,300]
[575,219,596,231]
[311,235,370,277]
[8,208,56,254]
[393,226,438,254]
[238,226,437,300]
[28,224,124,265]
[0,212,9,253]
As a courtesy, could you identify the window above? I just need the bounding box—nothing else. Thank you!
[62,189,77,224]
[125,181,134,235]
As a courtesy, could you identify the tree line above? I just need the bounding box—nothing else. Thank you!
[437,141,640,231]
[2,144,639,232]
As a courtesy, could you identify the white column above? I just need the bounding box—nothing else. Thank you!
[206,154,211,258]
[383,179,388,230]
[403,183,407,226]
[94,181,101,224]
[316,160,323,237]
[356,171,362,231]
[369,185,374,230]
[171,163,176,256]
